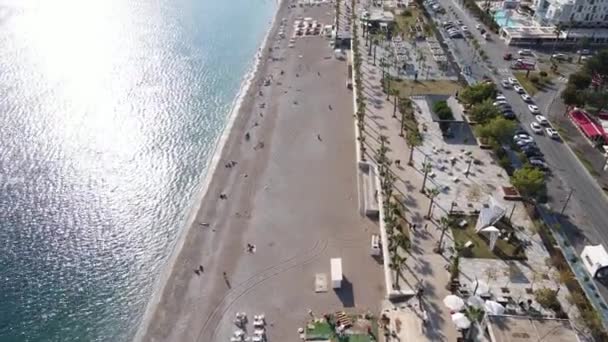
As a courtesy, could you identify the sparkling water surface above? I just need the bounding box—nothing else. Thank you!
[0,0,275,340]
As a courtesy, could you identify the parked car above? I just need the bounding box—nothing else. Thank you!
[518,49,533,56]
[577,49,591,55]
[501,79,511,88]
[503,53,513,60]
[476,24,482,30]
[493,100,508,106]
[524,149,543,158]
[516,140,535,148]
[521,93,532,102]
[502,109,515,119]
[528,104,540,114]
[508,77,518,85]
[529,159,549,170]
[513,133,533,143]
[530,122,543,134]
[551,53,567,61]
[546,127,560,139]
[535,115,549,125]
[514,85,525,94]
[496,95,507,101]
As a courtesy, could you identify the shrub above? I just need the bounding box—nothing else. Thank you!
[539,71,548,78]
[530,75,540,84]
[535,288,561,311]
[402,9,412,16]
[433,100,454,120]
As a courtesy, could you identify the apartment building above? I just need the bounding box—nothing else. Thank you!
[534,0,608,28]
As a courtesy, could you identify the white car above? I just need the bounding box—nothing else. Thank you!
[535,115,549,125]
[461,25,469,31]
[514,85,525,94]
[508,77,518,85]
[501,79,511,88]
[521,93,532,102]
[528,105,540,114]
[496,95,507,101]
[476,24,482,30]
[493,100,508,106]
[518,49,533,56]
[530,122,543,134]
[513,134,533,143]
[546,127,559,139]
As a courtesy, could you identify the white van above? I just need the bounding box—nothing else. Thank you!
[371,234,381,256]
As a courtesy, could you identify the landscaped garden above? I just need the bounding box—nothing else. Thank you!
[449,215,526,260]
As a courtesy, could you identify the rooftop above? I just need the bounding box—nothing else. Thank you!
[367,9,395,22]
[487,315,580,342]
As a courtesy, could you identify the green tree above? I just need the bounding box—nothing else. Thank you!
[475,116,516,143]
[406,130,422,166]
[585,49,608,83]
[459,83,497,105]
[469,99,501,124]
[567,72,592,90]
[560,85,585,111]
[511,166,545,198]
[584,89,608,115]
[420,161,432,192]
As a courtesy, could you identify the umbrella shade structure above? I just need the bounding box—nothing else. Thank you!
[443,295,466,311]
[480,226,501,251]
[451,312,471,329]
[467,295,485,309]
[471,279,490,296]
[485,300,505,315]
[475,196,505,232]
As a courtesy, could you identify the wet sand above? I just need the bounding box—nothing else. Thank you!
[138,1,385,341]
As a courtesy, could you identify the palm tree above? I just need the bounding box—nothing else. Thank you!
[420,161,432,193]
[426,187,441,219]
[436,216,450,253]
[406,131,422,165]
[391,89,400,118]
[551,23,564,56]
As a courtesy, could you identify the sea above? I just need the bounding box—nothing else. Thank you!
[0,0,276,340]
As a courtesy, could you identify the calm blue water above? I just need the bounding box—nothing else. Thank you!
[0,0,275,341]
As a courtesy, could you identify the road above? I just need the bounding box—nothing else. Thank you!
[429,0,608,250]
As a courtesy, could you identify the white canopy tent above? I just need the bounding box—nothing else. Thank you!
[451,312,471,329]
[443,295,465,311]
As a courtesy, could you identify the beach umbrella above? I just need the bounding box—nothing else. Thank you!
[451,312,471,329]
[471,279,490,296]
[443,295,465,311]
[484,300,505,315]
[467,295,485,309]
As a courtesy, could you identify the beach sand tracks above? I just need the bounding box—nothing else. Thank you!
[197,239,328,341]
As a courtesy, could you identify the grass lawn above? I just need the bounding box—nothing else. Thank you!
[574,149,600,177]
[394,7,422,37]
[450,217,526,260]
[513,72,554,96]
[391,79,462,96]
[306,321,333,339]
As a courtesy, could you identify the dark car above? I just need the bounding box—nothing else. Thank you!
[503,53,513,60]
[503,111,516,119]
[525,151,544,159]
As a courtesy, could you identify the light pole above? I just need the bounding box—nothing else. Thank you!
[560,189,574,216]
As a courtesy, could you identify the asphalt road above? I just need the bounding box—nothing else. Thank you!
[430,0,608,251]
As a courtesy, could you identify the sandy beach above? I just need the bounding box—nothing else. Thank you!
[137,1,385,341]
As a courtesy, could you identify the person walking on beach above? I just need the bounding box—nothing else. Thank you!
[317,134,322,141]
[223,272,231,288]
[199,265,204,273]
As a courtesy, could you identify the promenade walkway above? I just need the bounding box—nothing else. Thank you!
[353,3,459,340]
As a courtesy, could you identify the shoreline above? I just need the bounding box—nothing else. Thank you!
[132,0,284,340]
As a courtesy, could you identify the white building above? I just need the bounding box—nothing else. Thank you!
[534,0,608,27]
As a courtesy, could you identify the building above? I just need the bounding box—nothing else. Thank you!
[581,244,608,279]
[534,0,608,28]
